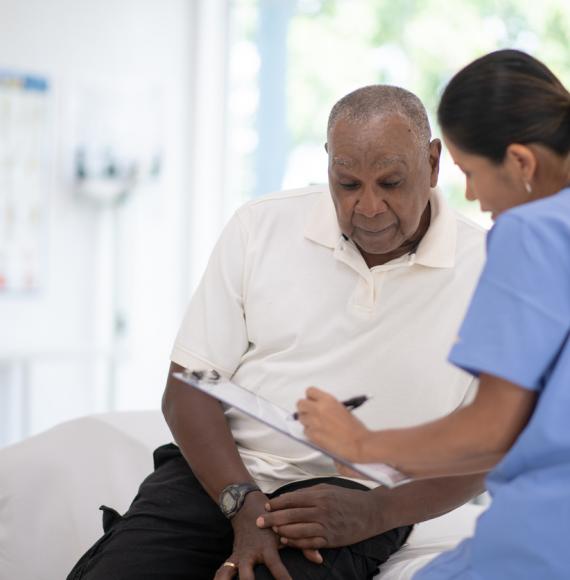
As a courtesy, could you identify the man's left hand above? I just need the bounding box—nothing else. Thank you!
[256,484,382,550]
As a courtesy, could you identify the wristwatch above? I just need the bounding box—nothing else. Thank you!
[219,483,261,519]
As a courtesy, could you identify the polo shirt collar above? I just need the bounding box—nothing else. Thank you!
[304,186,457,268]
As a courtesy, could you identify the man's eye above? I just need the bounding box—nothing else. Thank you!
[382,180,401,188]
[340,182,359,190]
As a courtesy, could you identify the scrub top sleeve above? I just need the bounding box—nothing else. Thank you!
[171,209,251,377]
[450,213,570,391]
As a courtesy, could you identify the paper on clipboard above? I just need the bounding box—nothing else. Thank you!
[173,369,411,489]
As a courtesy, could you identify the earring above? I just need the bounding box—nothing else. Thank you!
[524,182,533,195]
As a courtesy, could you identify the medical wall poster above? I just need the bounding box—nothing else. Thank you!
[0,72,49,292]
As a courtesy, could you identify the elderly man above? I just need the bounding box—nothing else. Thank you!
[68,86,485,580]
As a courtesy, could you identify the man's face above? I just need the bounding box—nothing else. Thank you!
[327,114,441,260]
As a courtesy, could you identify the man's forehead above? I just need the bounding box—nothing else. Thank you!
[329,111,419,139]
[331,154,409,170]
[327,115,423,168]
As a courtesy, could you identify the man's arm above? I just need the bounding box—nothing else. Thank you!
[368,472,486,531]
[162,362,295,580]
[257,472,484,550]
[162,362,255,498]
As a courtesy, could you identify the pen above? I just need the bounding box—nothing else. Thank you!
[292,395,369,421]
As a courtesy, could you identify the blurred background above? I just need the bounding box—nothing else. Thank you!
[1,0,569,447]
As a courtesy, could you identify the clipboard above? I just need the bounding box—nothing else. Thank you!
[173,369,411,488]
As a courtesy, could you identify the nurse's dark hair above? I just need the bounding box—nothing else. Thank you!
[438,49,570,163]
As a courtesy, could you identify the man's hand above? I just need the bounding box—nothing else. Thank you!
[296,387,370,462]
[214,492,292,580]
[256,484,381,550]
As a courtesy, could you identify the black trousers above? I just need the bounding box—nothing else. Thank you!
[68,444,412,580]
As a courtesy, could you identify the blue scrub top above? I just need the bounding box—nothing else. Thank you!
[415,187,570,580]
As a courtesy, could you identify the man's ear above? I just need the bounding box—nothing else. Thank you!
[429,139,442,187]
[324,142,328,153]
[505,144,537,184]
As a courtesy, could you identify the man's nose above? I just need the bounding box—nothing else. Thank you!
[355,187,388,217]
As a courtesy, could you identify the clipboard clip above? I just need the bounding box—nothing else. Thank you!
[184,369,221,383]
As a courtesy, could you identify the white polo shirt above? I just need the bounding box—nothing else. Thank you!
[171,185,486,492]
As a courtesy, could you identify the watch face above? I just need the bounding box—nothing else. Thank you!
[221,490,237,515]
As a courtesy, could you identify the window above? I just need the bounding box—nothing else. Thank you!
[227,0,570,226]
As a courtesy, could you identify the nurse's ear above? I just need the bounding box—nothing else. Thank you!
[505,144,537,189]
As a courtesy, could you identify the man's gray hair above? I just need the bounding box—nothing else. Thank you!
[327,85,432,144]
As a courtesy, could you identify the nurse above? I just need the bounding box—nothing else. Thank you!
[296,49,570,579]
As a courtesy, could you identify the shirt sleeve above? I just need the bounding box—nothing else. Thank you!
[171,208,251,377]
[449,213,570,391]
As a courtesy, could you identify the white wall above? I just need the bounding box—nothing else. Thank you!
[0,0,194,442]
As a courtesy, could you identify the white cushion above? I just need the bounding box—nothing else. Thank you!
[0,412,171,580]
[0,411,483,580]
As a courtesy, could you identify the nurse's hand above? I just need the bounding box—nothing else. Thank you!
[296,387,370,462]
[333,461,366,479]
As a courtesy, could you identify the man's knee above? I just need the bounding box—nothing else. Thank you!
[252,548,343,580]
